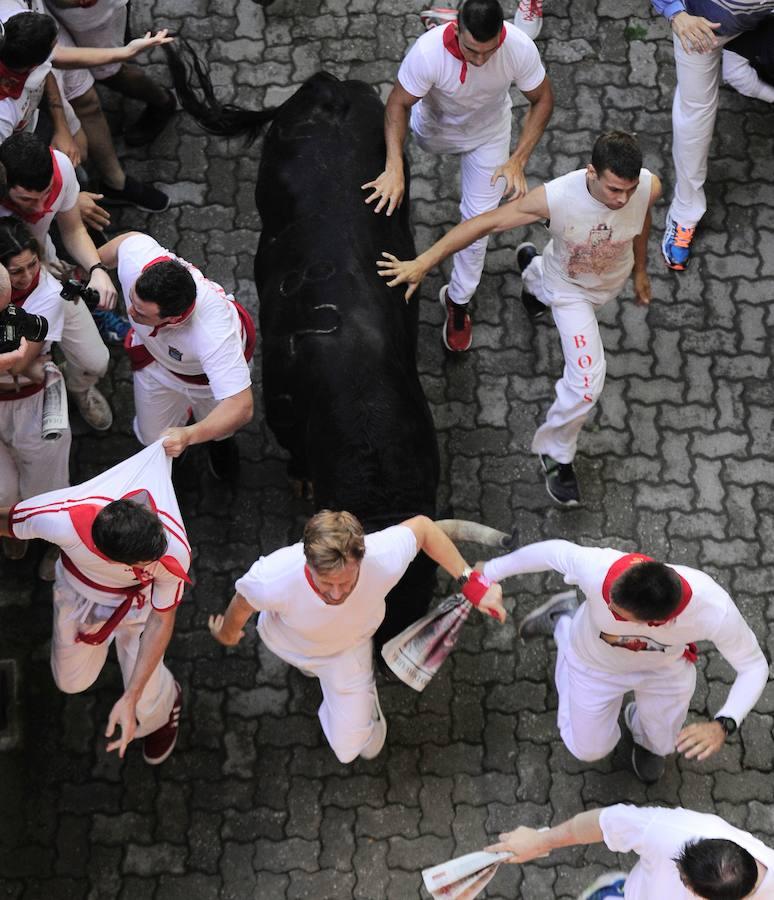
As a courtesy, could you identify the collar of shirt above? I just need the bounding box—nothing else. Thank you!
[442,22,507,84]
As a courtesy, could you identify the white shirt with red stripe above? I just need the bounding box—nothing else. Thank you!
[0,1,53,139]
[600,805,774,899]
[398,22,546,153]
[483,540,768,724]
[118,233,251,401]
[236,525,418,659]
[9,440,191,612]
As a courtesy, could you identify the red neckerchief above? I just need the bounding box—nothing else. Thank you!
[601,553,692,626]
[304,564,326,600]
[442,23,507,84]
[0,61,31,100]
[10,267,40,305]
[140,255,197,337]
[1,151,63,224]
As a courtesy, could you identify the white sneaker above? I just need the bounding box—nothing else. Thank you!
[514,0,543,39]
[72,386,113,431]
[359,689,387,760]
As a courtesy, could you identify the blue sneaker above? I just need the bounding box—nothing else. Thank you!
[577,872,627,900]
[91,309,131,345]
[661,215,696,271]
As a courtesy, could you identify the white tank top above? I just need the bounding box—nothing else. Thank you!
[541,167,653,305]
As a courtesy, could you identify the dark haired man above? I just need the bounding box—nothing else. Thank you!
[486,804,774,899]
[364,0,552,352]
[478,540,768,783]
[378,131,660,505]
[98,231,254,479]
[0,441,192,764]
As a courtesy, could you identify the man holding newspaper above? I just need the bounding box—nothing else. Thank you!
[209,510,506,764]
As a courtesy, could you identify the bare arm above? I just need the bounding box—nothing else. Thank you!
[56,206,118,309]
[485,808,604,864]
[98,232,143,269]
[161,387,254,457]
[105,606,177,756]
[630,175,662,307]
[43,73,80,166]
[52,31,174,69]
[361,81,421,216]
[492,76,554,199]
[208,592,255,646]
[377,185,549,300]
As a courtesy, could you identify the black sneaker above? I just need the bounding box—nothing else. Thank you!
[540,454,581,507]
[516,242,547,321]
[207,437,240,482]
[123,92,177,147]
[101,175,170,213]
[623,702,666,784]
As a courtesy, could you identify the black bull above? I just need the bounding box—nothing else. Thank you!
[167,58,441,644]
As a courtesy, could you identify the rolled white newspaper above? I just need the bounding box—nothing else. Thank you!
[41,361,68,440]
[381,593,472,692]
[422,851,510,899]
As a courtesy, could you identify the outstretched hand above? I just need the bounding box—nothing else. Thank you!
[361,169,405,216]
[105,694,137,757]
[485,826,550,864]
[208,613,244,647]
[376,251,426,301]
[124,30,175,60]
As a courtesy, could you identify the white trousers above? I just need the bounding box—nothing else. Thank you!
[669,34,731,227]
[132,362,219,445]
[260,624,381,764]
[413,128,510,304]
[524,257,607,463]
[60,298,111,395]
[0,389,71,506]
[553,616,697,760]
[52,570,176,738]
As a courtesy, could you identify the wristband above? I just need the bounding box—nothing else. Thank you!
[88,263,108,276]
[461,570,491,607]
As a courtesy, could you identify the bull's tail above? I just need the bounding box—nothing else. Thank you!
[164,42,277,142]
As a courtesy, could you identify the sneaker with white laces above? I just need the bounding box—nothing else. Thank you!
[143,681,182,765]
[101,175,170,213]
[540,454,581,507]
[518,590,579,639]
[359,688,387,760]
[439,284,473,352]
[72,386,113,431]
[514,0,543,39]
[577,872,627,900]
[420,6,458,29]
[623,701,666,784]
[661,214,696,271]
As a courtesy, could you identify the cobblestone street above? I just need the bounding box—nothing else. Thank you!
[1,0,774,897]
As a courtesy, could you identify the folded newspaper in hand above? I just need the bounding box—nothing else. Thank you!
[41,361,68,440]
[381,593,472,692]
[422,850,511,899]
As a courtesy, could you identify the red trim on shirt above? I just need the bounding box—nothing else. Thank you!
[442,22,507,84]
[142,255,173,271]
[304,564,325,599]
[601,553,692,625]
[1,151,64,224]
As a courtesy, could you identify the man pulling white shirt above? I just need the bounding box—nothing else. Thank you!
[482,540,769,783]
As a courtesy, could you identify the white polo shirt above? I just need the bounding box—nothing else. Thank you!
[600,805,774,899]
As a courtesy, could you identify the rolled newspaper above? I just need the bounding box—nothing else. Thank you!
[381,593,472,692]
[41,361,69,440]
[422,850,511,899]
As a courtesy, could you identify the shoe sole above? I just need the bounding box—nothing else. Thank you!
[515,241,538,274]
[518,590,578,639]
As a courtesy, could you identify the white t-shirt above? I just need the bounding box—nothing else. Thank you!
[541,168,653,305]
[398,22,545,152]
[600,805,774,899]
[0,150,80,263]
[9,440,191,610]
[117,233,252,401]
[0,2,48,137]
[483,541,768,723]
[0,267,64,389]
[236,524,419,659]
[45,0,127,32]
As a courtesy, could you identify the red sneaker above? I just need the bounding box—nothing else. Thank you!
[439,285,472,352]
[143,680,182,765]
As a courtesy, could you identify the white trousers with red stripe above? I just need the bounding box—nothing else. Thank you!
[553,615,697,760]
[523,255,607,463]
[133,361,219,445]
[52,568,176,738]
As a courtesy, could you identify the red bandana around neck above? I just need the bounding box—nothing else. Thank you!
[2,150,63,224]
[0,61,31,100]
[442,22,507,84]
[601,553,692,626]
[10,267,41,305]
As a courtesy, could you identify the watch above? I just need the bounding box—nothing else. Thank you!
[715,716,737,736]
[457,565,473,587]
[88,262,108,276]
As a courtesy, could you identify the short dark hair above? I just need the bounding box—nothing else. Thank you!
[92,499,167,565]
[0,132,53,193]
[610,561,682,622]
[591,131,643,181]
[1,12,58,71]
[0,216,41,267]
[459,0,504,43]
[134,260,197,318]
[675,838,759,900]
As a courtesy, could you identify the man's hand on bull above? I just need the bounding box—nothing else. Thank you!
[491,158,528,200]
[376,251,427,301]
[478,582,507,624]
[361,168,405,216]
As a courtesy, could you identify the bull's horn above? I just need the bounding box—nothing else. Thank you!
[435,519,512,548]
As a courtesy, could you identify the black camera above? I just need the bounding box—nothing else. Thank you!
[0,303,48,354]
[60,279,100,311]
